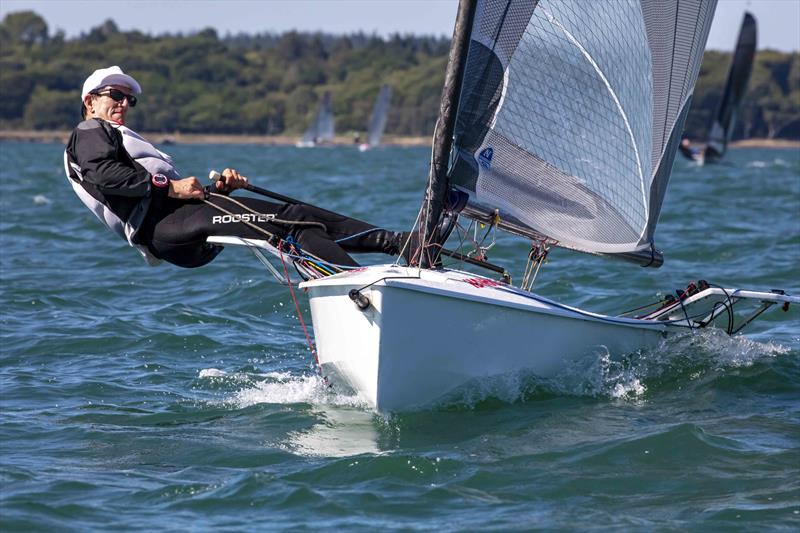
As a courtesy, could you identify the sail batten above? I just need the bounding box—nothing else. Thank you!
[429,0,717,266]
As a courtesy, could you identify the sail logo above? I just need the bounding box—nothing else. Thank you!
[478,147,493,170]
[212,213,275,224]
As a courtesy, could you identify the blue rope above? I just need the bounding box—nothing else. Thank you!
[676,290,695,331]
[334,228,383,244]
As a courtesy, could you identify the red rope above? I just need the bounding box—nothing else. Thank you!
[278,243,320,371]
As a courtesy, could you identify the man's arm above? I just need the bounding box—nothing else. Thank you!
[68,120,153,197]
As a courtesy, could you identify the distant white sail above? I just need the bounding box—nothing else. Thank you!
[300,91,335,146]
[365,85,392,148]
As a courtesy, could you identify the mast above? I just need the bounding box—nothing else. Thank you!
[419,0,477,268]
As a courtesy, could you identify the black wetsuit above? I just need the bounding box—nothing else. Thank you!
[65,119,402,268]
[143,195,400,268]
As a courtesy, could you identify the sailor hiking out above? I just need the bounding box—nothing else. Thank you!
[64,66,410,269]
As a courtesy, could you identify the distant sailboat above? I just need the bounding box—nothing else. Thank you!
[359,85,393,152]
[680,12,757,164]
[297,91,335,148]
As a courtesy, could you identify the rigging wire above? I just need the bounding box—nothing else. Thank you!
[521,240,549,291]
[278,244,320,373]
[202,191,334,371]
[619,296,675,317]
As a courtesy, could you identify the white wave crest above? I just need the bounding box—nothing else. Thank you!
[227,372,369,409]
[198,368,228,378]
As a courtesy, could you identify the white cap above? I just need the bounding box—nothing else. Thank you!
[81,66,141,101]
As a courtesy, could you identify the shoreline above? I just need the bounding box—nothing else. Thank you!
[0,129,798,149]
[0,130,431,147]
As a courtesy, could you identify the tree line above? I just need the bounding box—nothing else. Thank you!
[1,10,798,139]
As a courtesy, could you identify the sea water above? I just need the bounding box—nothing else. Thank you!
[1,142,798,530]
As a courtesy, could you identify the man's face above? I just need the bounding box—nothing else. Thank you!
[85,84,135,125]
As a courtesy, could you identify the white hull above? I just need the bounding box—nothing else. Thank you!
[300,265,669,411]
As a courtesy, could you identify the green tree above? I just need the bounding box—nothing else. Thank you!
[0,11,48,46]
[0,10,796,139]
[22,86,75,129]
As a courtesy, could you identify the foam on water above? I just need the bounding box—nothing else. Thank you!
[196,326,794,414]
[423,328,793,409]
[199,368,370,410]
[198,368,228,378]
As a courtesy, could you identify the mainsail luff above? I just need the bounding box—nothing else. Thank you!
[432,0,716,268]
[419,0,478,268]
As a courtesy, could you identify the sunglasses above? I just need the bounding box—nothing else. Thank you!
[92,89,137,107]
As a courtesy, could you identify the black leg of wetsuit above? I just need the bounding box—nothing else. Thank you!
[276,204,400,263]
[145,195,401,268]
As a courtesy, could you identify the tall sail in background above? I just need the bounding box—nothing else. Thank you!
[299,91,335,146]
[365,85,393,148]
[429,0,717,266]
[704,12,757,162]
[317,91,335,142]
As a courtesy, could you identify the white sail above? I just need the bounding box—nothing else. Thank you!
[300,91,335,146]
[442,0,716,260]
[365,85,392,148]
[317,91,335,142]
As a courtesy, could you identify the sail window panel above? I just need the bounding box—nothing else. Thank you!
[481,0,654,241]
[475,130,643,252]
[447,0,716,256]
[473,0,539,68]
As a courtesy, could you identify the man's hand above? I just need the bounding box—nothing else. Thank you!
[168,177,205,199]
[214,168,248,193]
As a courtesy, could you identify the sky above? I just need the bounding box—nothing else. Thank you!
[1,0,798,52]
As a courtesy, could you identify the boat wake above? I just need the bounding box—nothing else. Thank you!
[198,368,384,457]
[198,368,370,409]
[746,158,792,169]
[430,330,791,409]
[198,331,790,413]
